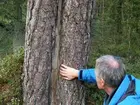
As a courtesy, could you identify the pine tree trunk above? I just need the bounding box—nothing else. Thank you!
[23,0,94,105]
[23,0,57,104]
[51,0,93,105]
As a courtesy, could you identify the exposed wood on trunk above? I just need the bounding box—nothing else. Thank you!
[23,0,94,105]
[51,0,62,104]
[54,0,93,104]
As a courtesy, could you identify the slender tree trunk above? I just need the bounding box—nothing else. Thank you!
[13,0,25,51]
[116,0,123,44]
[23,0,94,105]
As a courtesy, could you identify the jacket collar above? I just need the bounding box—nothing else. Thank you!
[103,75,131,105]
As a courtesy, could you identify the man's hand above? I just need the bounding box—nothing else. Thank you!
[60,64,79,80]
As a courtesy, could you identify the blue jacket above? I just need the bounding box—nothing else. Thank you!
[78,69,140,105]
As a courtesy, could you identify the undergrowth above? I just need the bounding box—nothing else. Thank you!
[0,48,24,105]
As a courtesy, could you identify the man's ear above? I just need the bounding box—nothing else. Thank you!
[100,78,105,87]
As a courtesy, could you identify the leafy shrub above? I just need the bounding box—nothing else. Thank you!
[7,97,21,105]
[86,84,104,105]
[0,48,24,104]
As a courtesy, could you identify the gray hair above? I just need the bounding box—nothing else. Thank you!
[95,55,126,88]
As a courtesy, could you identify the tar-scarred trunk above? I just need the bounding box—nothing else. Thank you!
[23,0,94,105]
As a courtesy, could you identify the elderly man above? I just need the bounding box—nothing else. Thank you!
[60,55,140,105]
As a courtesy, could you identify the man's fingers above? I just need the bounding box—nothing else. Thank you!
[60,71,67,76]
[63,77,69,80]
[60,65,69,72]
[60,71,73,80]
[60,66,66,71]
[62,76,72,80]
[60,75,68,79]
[61,64,69,69]
[60,68,67,73]
[59,64,74,81]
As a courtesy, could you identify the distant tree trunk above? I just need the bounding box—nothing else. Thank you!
[13,0,25,51]
[115,0,123,44]
[23,0,94,105]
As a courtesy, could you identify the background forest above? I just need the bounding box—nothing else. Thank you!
[0,0,140,105]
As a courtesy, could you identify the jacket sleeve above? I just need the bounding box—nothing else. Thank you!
[78,68,96,83]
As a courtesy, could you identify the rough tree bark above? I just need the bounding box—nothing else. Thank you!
[23,0,94,105]
[23,0,57,104]
[51,0,94,105]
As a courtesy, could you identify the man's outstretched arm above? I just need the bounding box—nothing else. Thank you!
[60,64,96,83]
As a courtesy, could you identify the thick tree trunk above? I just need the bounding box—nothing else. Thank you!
[23,0,57,104]
[23,0,94,105]
[51,0,93,105]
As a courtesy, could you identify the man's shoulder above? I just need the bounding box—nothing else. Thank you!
[135,78,140,94]
[131,75,140,93]
[118,95,140,105]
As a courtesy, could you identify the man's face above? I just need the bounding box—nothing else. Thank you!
[95,64,105,89]
[95,75,105,89]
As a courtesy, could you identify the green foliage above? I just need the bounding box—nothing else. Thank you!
[0,48,24,104]
[86,84,104,105]
[0,0,27,57]
[0,27,13,57]
[86,0,140,104]
[7,98,21,105]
